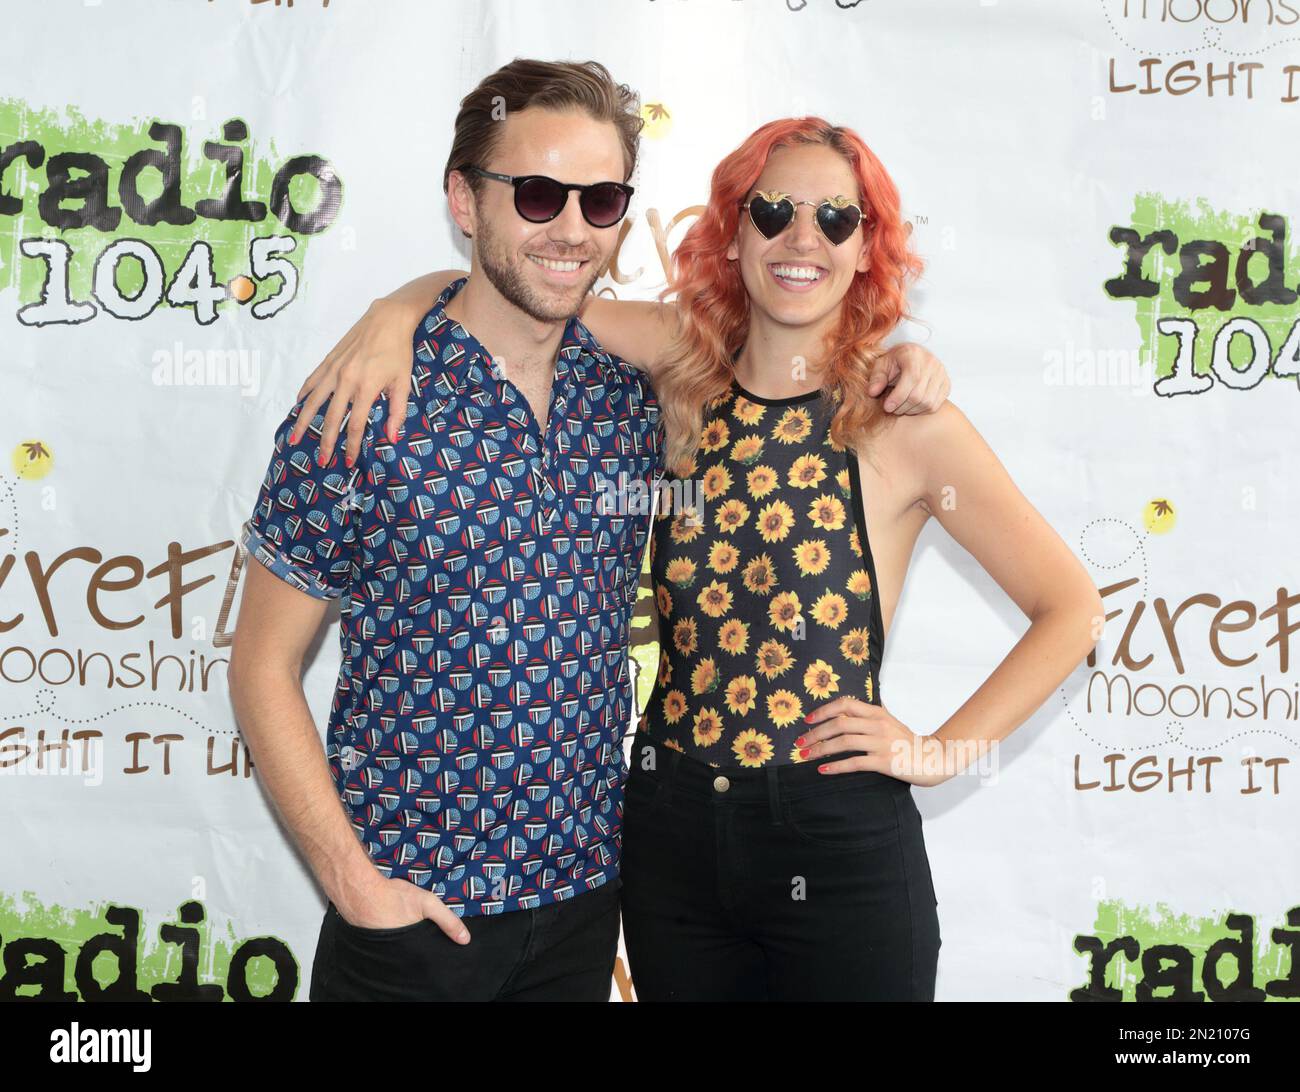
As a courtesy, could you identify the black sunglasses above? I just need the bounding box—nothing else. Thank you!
[459,165,634,228]
[738,189,866,246]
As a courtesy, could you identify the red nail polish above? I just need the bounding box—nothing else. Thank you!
[799,748,810,759]
[803,713,813,723]
[795,735,805,747]
[345,453,355,467]
[817,765,828,774]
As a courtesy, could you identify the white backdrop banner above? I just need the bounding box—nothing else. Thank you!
[1,0,1297,1003]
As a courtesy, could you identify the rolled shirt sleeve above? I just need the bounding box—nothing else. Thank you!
[240,397,367,599]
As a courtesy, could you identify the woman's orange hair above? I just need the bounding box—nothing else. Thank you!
[655,117,926,476]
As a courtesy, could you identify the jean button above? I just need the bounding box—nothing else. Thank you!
[713,775,730,793]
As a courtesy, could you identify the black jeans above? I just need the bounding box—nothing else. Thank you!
[308,879,621,1001]
[620,731,941,1001]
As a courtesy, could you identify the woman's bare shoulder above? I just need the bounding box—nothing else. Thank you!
[868,399,985,512]
[892,398,979,454]
[894,399,1025,521]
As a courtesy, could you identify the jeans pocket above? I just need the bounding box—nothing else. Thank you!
[782,785,900,851]
[329,902,431,940]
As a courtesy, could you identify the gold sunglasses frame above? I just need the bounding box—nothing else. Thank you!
[738,189,868,245]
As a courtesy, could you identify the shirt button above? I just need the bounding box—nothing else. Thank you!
[713,775,730,793]
[340,745,355,770]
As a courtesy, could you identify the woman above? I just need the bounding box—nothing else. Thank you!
[292,119,1103,1001]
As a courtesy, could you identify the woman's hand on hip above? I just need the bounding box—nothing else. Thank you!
[799,696,952,787]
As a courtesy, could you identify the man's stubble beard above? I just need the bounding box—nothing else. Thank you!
[474,218,602,323]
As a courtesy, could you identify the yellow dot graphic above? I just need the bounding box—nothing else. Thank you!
[641,102,672,140]
[13,440,54,480]
[1142,498,1176,534]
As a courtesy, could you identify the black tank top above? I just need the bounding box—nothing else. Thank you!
[639,376,886,768]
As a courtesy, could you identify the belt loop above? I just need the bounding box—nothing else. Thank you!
[766,767,782,825]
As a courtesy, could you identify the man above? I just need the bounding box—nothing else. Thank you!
[230,60,658,1002]
[229,58,949,1003]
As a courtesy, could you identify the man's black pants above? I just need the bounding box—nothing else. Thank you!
[308,879,621,1002]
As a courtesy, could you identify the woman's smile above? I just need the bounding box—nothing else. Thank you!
[767,261,829,291]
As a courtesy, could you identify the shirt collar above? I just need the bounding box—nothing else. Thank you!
[414,275,624,400]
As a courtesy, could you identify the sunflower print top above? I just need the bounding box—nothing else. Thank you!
[639,377,887,768]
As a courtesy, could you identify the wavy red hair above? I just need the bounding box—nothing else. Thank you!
[655,118,925,476]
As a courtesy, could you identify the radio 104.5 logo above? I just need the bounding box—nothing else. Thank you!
[2,104,342,327]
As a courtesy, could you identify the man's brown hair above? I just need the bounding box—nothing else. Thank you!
[443,59,644,195]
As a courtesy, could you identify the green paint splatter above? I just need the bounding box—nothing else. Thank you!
[1111,195,1297,380]
[0,889,300,1001]
[1079,898,1296,1001]
[0,99,338,314]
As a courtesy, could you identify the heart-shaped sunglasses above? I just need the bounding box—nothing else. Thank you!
[739,189,866,246]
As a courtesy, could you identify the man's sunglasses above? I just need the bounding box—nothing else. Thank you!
[738,189,866,246]
[458,165,634,228]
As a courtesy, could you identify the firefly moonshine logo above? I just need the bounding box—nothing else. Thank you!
[0,100,342,326]
[1102,0,1300,103]
[1106,201,1300,397]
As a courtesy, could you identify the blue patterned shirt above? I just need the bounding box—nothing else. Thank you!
[240,276,662,916]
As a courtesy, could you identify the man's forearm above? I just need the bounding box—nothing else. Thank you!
[229,663,379,910]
